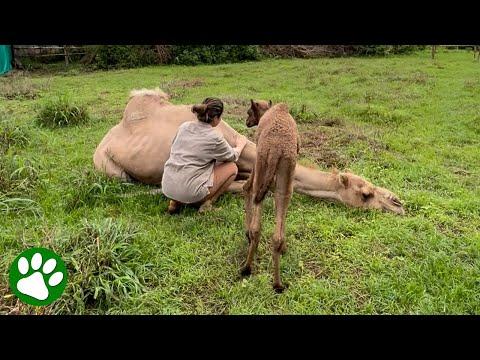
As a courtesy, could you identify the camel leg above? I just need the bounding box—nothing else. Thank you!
[226,180,247,193]
[236,171,251,181]
[272,161,295,293]
[94,149,132,182]
[243,168,255,242]
[241,193,263,277]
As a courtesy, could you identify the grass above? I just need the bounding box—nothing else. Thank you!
[1,48,479,314]
[0,73,51,100]
[36,96,90,128]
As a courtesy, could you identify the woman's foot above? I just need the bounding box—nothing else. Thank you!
[167,200,182,215]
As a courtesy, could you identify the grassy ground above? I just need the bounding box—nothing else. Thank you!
[1,49,479,314]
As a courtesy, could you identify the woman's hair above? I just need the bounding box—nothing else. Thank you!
[192,97,224,123]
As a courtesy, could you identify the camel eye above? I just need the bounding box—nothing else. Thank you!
[361,191,374,201]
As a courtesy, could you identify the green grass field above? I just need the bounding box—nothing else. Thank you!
[1,49,479,314]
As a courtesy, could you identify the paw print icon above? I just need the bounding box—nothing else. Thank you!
[9,248,68,306]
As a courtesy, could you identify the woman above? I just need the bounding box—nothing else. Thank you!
[162,97,248,214]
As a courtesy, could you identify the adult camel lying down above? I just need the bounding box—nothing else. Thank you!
[93,88,405,215]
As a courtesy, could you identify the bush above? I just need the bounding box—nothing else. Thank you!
[36,96,89,128]
[260,45,424,59]
[171,45,261,65]
[94,45,159,70]
[90,45,261,68]
[349,45,424,56]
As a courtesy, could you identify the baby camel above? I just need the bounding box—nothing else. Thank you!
[241,100,299,293]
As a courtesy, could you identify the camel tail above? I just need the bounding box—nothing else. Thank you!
[254,153,281,203]
[129,87,170,101]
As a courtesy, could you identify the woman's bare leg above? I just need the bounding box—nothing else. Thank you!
[198,162,238,212]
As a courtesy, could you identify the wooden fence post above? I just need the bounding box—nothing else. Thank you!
[64,45,69,65]
[431,45,437,59]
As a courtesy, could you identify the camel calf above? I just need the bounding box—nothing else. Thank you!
[241,100,299,293]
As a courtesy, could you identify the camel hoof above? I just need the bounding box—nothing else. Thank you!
[198,201,213,213]
[273,283,285,294]
[240,266,252,277]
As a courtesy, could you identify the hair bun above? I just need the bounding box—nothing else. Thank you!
[192,104,207,116]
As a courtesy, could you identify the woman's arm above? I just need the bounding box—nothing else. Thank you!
[213,135,247,163]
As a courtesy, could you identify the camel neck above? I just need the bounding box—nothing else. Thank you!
[293,165,341,201]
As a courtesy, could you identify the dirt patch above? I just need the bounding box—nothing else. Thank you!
[464,79,480,90]
[451,167,472,176]
[435,222,466,238]
[321,118,345,127]
[160,78,205,99]
[303,259,329,279]
[0,75,51,100]
[299,124,389,168]
[300,130,349,168]
[387,72,431,85]
[222,96,250,119]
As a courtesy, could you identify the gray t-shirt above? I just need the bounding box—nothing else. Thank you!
[161,121,240,203]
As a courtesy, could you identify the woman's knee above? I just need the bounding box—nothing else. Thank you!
[227,162,239,177]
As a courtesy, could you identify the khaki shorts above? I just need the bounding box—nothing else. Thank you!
[205,170,215,195]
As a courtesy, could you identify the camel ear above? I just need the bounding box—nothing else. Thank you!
[339,173,349,188]
[268,100,272,108]
[250,99,256,108]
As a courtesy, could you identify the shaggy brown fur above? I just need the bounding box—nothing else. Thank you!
[241,100,299,293]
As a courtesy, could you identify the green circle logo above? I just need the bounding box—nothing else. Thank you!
[9,247,68,306]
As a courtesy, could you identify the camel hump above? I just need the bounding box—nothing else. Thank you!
[129,87,170,101]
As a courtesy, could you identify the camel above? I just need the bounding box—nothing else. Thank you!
[242,100,298,292]
[93,88,405,215]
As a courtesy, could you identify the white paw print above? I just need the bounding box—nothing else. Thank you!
[16,252,64,301]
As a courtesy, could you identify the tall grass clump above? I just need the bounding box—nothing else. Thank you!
[64,168,135,211]
[50,219,155,314]
[0,112,30,153]
[0,155,40,216]
[36,96,89,128]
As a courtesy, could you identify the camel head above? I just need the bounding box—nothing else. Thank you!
[334,171,405,215]
[246,99,272,127]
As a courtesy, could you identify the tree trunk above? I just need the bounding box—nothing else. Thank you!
[155,45,172,64]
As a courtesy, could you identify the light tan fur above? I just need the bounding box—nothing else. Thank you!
[93,89,405,215]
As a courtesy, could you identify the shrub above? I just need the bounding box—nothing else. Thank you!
[171,45,261,65]
[350,45,423,56]
[260,45,424,58]
[94,45,159,70]
[36,96,89,128]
